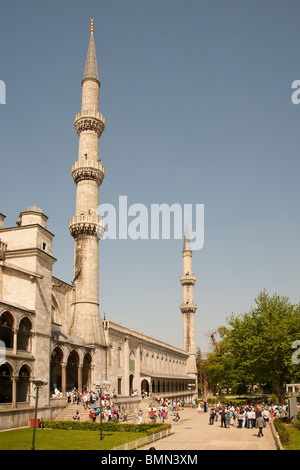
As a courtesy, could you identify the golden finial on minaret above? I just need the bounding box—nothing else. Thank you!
[90,18,94,33]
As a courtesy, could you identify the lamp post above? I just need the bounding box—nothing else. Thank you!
[94,380,110,440]
[30,378,47,451]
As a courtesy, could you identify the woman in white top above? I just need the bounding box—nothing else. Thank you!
[262,408,270,427]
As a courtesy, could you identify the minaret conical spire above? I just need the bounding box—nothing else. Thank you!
[82,19,100,85]
[183,215,192,252]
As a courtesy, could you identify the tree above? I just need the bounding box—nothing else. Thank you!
[196,347,209,398]
[217,291,300,402]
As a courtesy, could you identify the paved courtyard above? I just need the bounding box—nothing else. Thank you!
[139,407,277,451]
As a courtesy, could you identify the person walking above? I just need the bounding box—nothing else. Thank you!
[262,407,270,427]
[256,415,266,437]
[220,408,227,428]
[246,408,253,428]
[238,408,245,428]
[138,409,143,424]
[225,409,231,428]
[209,408,216,425]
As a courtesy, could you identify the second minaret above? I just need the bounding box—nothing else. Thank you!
[180,218,198,377]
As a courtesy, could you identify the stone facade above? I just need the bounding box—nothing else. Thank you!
[0,21,197,430]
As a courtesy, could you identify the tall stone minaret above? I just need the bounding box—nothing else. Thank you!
[69,19,106,346]
[180,217,198,377]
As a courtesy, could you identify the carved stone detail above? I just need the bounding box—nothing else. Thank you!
[69,214,105,239]
[71,161,105,186]
[0,240,7,260]
[180,302,197,314]
[74,111,105,138]
[180,274,196,286]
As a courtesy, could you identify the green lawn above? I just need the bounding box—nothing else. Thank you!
[274,417,300,450]
[282,424,300,451]
[0,428,148,450]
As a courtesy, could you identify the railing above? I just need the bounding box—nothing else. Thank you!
[72,160,105,172]
[69,214,105,239]
[71,160,105,185]
[74,110,105,125]
[74,110,106,137]
[180,302,197,312]
[113,426,174,450]
[69,214,100,226]
[180,274,196,286]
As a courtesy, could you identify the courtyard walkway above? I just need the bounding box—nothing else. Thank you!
[138,407,277,451]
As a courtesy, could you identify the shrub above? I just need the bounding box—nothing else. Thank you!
[42,420,171,435]
[292,418,300,430]
[270,394,278,404]
[207,398,216,404]
[273,418,290,445]
[218,394,226,403]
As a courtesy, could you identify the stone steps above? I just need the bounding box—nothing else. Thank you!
[132,397,165,423]
[54,402,136,423]
[133,396,188,424]
[54,403,91,421]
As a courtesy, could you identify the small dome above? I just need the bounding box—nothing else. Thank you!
[19,205,48,228]
[24,205,44,214]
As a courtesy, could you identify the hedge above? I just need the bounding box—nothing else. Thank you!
[273,418,291,445]
[42,420,171,435]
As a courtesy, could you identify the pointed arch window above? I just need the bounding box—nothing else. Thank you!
[17,364,31,402]
[129,351,135,372]
[17,317,32,352]
[0,311,14,349]
[118,347,122,368]
[0,363,12,403]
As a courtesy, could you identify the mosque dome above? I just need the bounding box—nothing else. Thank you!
[24,205,44,214]
[18,205,48,228]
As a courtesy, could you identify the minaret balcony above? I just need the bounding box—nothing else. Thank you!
[180,302,197,314]
[74,110,105,138]
[71,160,105,186]
[180,273,196,286]
[69,214,105,239]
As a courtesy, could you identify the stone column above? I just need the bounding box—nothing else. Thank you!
[123,336,129,396]
[61,362,66,397]
[135,344,141,395]
[13,328,17,355]
[78,364,83,392]
[11,376,17,408]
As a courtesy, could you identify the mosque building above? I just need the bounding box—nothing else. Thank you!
[0,20,198,429]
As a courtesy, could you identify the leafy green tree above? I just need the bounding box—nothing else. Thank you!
[218,291,300,402]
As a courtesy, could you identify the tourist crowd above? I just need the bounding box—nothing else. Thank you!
[203,401,287,430]
[52,386,293,433]
[145,396,188,423]
[52,387,130,423]
[69,389,189,425]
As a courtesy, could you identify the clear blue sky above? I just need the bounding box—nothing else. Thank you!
[1,0,300,353]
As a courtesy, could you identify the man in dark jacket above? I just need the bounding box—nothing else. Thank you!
[256,415,266,437]
[220,408,227,428]
[209,408,216,425]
